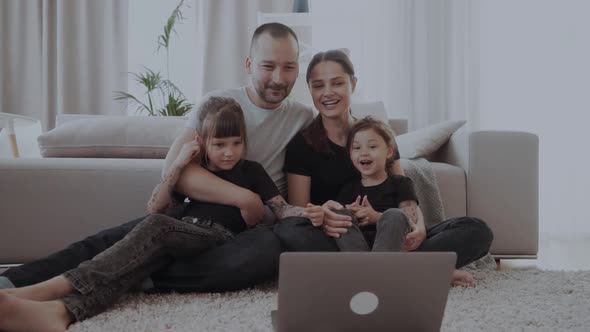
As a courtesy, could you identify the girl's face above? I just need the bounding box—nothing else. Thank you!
[307,61,356,121]
[349,128,393,178]
[204,135,244,171]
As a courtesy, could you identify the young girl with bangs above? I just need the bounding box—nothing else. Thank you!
[0,96,323,332]
[334,117,479,285]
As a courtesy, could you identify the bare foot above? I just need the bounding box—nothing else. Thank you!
[2,286,47,301]
[2,276,74,301]
[452,270,475,287]
[0,291,71,332]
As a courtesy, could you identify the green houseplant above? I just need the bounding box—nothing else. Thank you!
[115,0,193,116]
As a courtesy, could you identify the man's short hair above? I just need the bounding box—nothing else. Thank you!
[249,22,299,56]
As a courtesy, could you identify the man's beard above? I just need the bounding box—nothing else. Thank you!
[258,83,289,104]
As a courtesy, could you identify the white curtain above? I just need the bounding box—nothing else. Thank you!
[311,0,479,130]
[0,0,128,131]
[193,0,293,97]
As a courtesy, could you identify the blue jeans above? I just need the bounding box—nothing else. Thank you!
[274,215,493,268]
[61,214,234,321]
[2,215,281,292]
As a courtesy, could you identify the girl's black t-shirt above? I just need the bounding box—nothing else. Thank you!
[335,175,418,211]
[182,160,280,234]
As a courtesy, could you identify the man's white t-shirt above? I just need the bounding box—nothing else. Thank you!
[186,87,315,195]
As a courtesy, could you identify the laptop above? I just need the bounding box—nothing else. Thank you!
[272,252,456,332]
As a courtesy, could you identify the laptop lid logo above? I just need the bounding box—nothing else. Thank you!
[350,291,379,315]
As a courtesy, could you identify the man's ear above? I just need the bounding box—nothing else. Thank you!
[245,56,252,74]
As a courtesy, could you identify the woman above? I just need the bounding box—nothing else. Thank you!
[274,50,494,286]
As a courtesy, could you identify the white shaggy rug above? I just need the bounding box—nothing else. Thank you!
[67,269,590,332]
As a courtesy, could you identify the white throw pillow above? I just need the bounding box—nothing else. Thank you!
[38,116,186,158]
[396,120,466,159]
[350,101,388,124]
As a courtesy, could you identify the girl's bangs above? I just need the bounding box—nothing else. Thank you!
[210,111,244,138]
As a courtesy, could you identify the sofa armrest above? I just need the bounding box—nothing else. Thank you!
[438,130,539,258]
[0,158,163,263]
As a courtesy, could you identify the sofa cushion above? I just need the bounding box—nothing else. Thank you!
[396,120,466,159]
[38,116,186,158]
[430,162,466,219]
[350,101,388,124]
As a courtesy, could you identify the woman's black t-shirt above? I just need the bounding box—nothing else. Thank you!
[283,132,400,205]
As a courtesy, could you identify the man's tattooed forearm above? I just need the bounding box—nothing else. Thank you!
[265,196,305,219]
[147,165,183,212]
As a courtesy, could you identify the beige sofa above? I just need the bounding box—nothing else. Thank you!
[0,115,538,264]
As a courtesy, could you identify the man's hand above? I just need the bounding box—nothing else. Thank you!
[172,134,202,169]
[402,222,426,251]
[321,200,352,238]
[345,195,381,226]
[303,203,324,226]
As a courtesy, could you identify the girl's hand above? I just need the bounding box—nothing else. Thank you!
[303,203,324,226]
[345,195,362,214]
[173,134,202,169]
[346,195,380,226]
[402,222,426,251]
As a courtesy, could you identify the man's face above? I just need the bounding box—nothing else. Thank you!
[246,33,299,109]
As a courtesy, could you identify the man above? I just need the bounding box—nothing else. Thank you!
[0,22,314,292]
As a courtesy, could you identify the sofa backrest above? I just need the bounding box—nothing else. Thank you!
[40,103,407,159]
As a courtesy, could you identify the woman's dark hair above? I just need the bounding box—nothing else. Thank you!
[197,96,247,166]
[346,116,398,175]
[302,49,356,154]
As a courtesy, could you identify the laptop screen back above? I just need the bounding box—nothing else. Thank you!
[276,252,456,332]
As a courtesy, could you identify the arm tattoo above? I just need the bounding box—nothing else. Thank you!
[399,200,419,225]
[265,195,305,219]
[147,164,183,213]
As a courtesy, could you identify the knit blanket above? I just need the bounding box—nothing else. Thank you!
[400,158,495,270]
[399,158,446,226]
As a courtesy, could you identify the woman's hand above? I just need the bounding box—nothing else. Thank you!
[402,222,426,251]
[321,200,353,238]
[303,203,324,226]
[173,134,202,169]
[345,195,381,226]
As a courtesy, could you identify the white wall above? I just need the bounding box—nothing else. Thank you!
[476,0,590,236]
[128,0,198,115]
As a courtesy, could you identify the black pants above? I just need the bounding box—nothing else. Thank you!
[2,215,282,292]
[274,216,494,268]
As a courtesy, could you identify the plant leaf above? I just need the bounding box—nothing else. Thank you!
[115,0,193,117]
[157,0,187,52]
